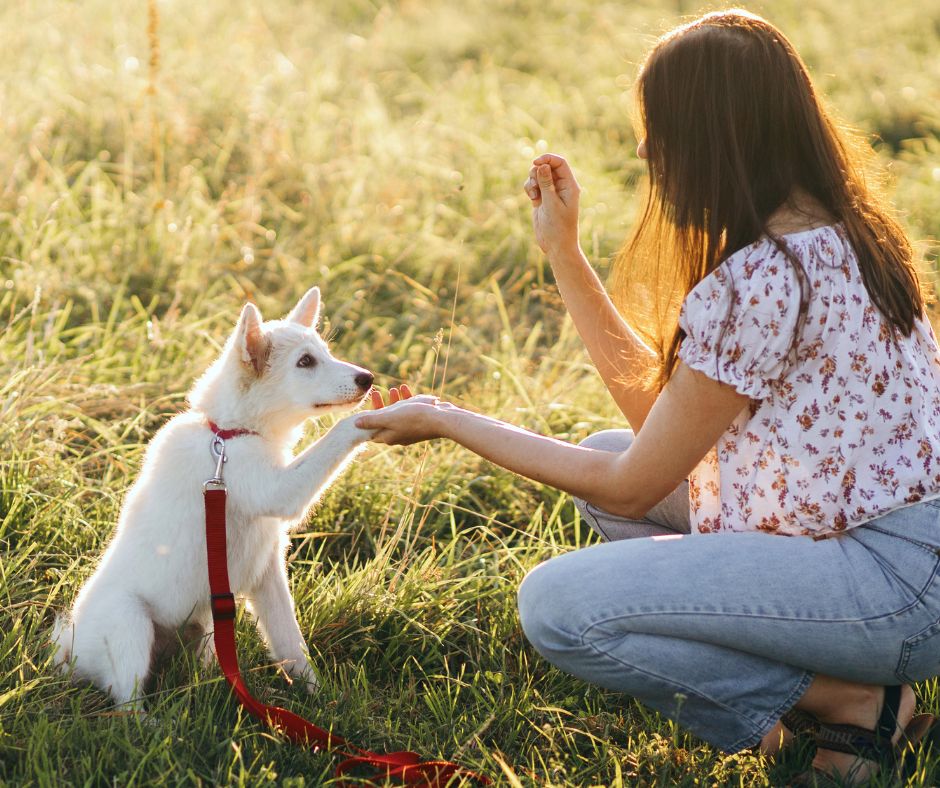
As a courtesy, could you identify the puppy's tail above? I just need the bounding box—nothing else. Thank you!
[50,614,74,670]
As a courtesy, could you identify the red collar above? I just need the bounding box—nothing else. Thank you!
[207,420,259,440]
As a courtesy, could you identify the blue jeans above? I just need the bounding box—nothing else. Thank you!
[517,430,940,753]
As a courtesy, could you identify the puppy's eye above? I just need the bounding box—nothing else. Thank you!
[296,353,317,368]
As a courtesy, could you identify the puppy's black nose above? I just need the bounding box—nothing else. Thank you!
[355,371,374,391]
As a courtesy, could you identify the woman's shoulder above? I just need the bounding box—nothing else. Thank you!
[727,222,847,273]
[705,223,848,301]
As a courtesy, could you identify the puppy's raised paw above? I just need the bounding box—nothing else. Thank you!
[335,413,378,444]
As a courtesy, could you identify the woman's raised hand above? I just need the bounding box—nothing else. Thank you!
[523,153,581,258]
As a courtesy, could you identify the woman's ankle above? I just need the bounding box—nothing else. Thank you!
[794,677,908,731]
[807,685,916,785]
[801,682,883,728]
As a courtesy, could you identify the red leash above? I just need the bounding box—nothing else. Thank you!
[202,423,489,786]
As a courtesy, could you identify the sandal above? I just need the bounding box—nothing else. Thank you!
[781,708,821,739]
[749,709,818,761]
[792,684,904,786]
[757,708,819,761]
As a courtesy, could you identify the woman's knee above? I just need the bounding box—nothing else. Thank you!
[517,559,582,659]
[577,428,635,453]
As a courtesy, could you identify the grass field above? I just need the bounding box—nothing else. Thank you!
[2,0,940,784]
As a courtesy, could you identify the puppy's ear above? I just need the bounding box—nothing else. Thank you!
[235,302,270,376]
[287,286,321,328]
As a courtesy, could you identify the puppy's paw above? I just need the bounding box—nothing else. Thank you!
[197,634,217,668]
[284,657,320,694]
[335,414,375,444]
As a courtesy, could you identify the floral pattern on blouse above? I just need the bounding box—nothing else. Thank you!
[678,224,940,537]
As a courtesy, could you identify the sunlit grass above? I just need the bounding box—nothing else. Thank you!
[2,0,939,784]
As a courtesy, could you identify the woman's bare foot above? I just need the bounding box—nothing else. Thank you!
[759,720,794,758]
[803,682,916,783]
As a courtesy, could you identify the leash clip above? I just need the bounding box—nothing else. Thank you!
[203,434,227,492]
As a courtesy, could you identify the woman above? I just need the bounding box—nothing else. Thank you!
[356,10,940,783]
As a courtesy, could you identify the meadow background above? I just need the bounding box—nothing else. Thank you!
[2,0,939,784]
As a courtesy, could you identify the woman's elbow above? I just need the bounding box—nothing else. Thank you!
[596,496,650,521]
[588,455,657,520]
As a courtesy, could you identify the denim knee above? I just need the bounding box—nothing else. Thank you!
[577,428,635,453]
[517,559,582,661]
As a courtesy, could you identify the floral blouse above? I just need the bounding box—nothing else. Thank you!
[679,223,940,537]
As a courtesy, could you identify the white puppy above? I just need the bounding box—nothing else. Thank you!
[52,287,374,707]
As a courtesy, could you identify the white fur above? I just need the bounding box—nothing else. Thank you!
[52,287,374,707]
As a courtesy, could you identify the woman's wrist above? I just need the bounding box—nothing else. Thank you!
[547,242,586,268]
[429,402,467,441]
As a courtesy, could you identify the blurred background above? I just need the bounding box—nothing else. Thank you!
[3,0,938,392]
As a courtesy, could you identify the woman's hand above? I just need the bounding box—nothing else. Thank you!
[355,385,456,446]
[523,153,582,259]
[369,383,415,410]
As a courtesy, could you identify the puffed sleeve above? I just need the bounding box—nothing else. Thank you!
[678,240,802,399]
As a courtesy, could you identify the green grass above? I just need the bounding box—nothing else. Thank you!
[2,0,940,784]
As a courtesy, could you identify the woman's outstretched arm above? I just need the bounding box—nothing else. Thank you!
[526,153,658,432]
[356,364,749,518]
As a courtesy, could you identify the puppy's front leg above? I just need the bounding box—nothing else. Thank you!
[247,553,319,692]
[250,417,371,520]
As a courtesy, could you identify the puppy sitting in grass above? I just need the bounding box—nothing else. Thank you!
[52,287,374,708]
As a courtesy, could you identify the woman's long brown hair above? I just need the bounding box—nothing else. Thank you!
[612,9,925,392]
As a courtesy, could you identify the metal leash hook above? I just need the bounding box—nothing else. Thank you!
[203,434,228,492]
